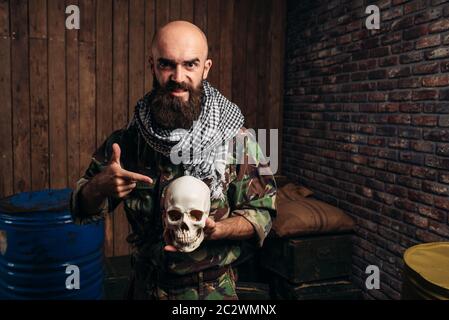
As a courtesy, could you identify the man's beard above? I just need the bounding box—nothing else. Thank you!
[150,77,203,130]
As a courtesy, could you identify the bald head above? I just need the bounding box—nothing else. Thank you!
[149,20,213,103]
[152,21,209,60]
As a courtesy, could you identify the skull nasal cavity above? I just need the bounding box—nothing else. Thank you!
[181,222,189,231]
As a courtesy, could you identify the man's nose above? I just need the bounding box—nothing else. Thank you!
[171,65,185,83]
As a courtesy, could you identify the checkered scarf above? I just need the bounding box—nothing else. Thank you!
[131,80,245,200]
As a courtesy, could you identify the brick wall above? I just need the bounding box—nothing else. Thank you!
[283,0,449,299]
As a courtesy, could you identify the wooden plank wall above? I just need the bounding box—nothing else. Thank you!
[0,0,285,257]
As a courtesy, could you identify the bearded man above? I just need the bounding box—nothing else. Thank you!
[70,20,276,300]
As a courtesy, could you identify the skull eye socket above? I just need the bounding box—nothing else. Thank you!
[167,210,182,221]
[189,210,204,221]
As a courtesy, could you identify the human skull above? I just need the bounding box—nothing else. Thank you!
[163,176,211,253]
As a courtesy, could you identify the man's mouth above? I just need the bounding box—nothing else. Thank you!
[170,89,188,96]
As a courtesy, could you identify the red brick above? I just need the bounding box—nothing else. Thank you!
[403,25,429,40]
[415,34,441,49]
[399,103,421,113]
[405,0,427,15]
[387,66,410,78]
[412,115,438,126]
[441,61,449,72]
[422,75,449,87]
[378,80,397,90]
[408,190,433,205]
[391,16,414,30]
[444,34,449,45]
[370,47,390,58]
[398,78,421,88]
[439,173,449,184]
[428,220,449,238]
[410,140,434,152]
[412,90,438,100]
[381,32,402,45]
[400,51,423,64]
[418,206,446,222]
[382,7,403,21]
[415,8,442,24]
[390,91,412,101]
[378,103,398,112]
[426,48,449,59]
[368,69,387,80]
[436,143,449,156]
[439,116,449,127]
[440,89,449,100]
[422,180,449,196]
[388,138,409,149]
[423,129,449,142]
[412,62,439,75]
[368,92,387,102]
[416,229,445,243]
[404,212,429,228]
[388,114,411,124]
[337,34,351,45]
[411,166,437,179]
[434,196,449,210]
[429,19,449,33]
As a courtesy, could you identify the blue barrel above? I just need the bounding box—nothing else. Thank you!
[0,188,104,299]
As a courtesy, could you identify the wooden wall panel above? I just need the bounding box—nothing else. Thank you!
[96,0,114,257]
[0,0,13,197]
[11,0,31,193]
[48,0,67,189]
[0,0,286,257]
[29,0,49,192]
[113,0,130,256]
[66,0,81,189]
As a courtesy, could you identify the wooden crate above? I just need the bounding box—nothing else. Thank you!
[271,275,362,300]
[261,233,353,284]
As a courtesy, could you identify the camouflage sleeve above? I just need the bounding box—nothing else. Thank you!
[69,130,125,225]
[228,129,277,247]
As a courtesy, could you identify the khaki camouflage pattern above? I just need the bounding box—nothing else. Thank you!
[153,270,238,300]
[70,121,277,299]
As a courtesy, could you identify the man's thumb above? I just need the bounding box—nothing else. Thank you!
[110,143,121,166]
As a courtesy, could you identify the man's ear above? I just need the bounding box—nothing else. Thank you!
[202,59,212,80]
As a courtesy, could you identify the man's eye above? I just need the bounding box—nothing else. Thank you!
[186,62,196,69]
[158,62,169,69]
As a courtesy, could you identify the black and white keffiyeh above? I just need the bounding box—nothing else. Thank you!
[130,80,245,200]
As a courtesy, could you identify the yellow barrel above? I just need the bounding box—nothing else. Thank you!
[402,242,449,300]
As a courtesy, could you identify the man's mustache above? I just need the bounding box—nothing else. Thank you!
[165,80,191,92]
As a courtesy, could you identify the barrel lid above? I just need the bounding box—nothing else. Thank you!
[404,242,449,294]
[0,189,72,220]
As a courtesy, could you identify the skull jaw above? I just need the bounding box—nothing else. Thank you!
[170,229,205,253]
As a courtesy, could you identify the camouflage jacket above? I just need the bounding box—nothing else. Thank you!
[69,122,277,275]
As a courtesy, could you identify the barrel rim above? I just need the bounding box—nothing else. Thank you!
[0,188,72,215]
[403,242,449,298]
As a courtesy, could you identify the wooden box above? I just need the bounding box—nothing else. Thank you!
[261,233,353,284]
[236,282,271,300]
[271,275,362,300]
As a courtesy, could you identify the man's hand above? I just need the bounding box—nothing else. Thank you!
[164,216,255,252]
[79,143,154,215]
[87,143,153,199]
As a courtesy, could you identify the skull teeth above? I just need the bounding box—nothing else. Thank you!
[173,230,201,245]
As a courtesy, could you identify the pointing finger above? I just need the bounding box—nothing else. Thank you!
[118,168,153,184]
